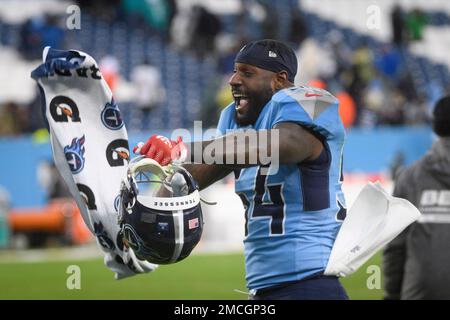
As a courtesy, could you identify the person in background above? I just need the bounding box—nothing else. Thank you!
[391,5,406,47]
[405,8,428,42]
[99,55,120,94]
[130,57,166,126]
[383,95,450,300]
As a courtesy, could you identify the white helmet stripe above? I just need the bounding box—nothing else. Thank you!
[170,210,184,263]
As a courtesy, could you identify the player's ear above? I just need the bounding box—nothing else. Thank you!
[272,71,289,91]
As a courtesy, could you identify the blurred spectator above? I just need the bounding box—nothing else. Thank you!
[379,89,406,125]
[383,95,450,299]
[259,0,279,40]
[190,6,222,58]
[37,160,71,201]
[363,77,385,120]
[391,5,406,47]
[345,43,375,122]
[396,71,417,102]
[375,44,403,82]
[326,31,352,80]
[216,34,246,75]
[165,0,178,41]
[40,14,65,50]
[295,38,336,84]
[406,9,428,42]
[0,102,28,136]
[121,0,171,35]
[288,8,309,47]
[130,57,166,124]
[170,3,196,50]
[200,75,227,129]
[76,0,122,23]
[19,14,65,60]
[336,91,357,128]
[404,95,430,125]
[99,55,120,94]
[352,43,376,84]
[19,17,45,60]
[26,89,49,133]
[239,0,279,41]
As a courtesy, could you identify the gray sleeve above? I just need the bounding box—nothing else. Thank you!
[383,226,409,299]
[382,167,414,300]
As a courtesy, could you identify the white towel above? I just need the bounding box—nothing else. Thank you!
[31,47,157,279]
[324,181,420,277]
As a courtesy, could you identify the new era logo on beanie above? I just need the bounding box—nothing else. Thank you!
[235,39,298,82]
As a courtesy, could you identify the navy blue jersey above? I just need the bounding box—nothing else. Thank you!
[217,86,346,290]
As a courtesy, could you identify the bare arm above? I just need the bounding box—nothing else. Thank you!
[182,163,233,191]
[181,122,322,190]
[185,122,323,167]
[273,122,323,163]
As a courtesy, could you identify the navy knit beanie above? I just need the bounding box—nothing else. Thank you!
[235,39,298,82]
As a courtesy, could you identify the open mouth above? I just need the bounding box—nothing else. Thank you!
[233,92,249,112]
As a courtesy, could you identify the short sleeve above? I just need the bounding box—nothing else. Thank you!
[272,100,313,128]
[270,88,342,139]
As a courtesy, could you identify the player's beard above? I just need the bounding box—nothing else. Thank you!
[234,87,273,127]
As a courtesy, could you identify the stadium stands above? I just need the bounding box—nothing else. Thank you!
[1,0,450,131]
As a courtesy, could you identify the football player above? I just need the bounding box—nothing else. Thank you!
[137,39,348,300]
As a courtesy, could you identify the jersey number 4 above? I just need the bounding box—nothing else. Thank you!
[238,166,285,236]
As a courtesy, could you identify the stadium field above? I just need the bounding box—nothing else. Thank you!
[0,252,383,300]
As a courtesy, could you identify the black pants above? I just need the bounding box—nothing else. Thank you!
[249,275,349,300]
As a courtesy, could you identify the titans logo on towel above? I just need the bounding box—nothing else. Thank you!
[94,222,116,251]
[101,99,124,130]
[50,95,81,122]
[114,194,121,213]
[64,135,86,174]
[116,230,125,251]
[77,183,97,210]
[122,224,142,253]
[106,139,129,167]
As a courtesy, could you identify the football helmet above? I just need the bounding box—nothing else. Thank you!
[118,156,203,264]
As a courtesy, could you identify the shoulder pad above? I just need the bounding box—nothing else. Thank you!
[274,86,339,120]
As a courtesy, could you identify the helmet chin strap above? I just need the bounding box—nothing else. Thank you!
[200,198,217,206]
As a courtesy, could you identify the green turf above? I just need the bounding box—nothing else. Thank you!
[340,252,383,300]
[0,252,383,300]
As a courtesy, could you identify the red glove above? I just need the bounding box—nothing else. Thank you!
[133,135,187,166]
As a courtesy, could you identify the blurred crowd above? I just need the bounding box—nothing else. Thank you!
[0,0,446,136]
[200,3,438,128]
